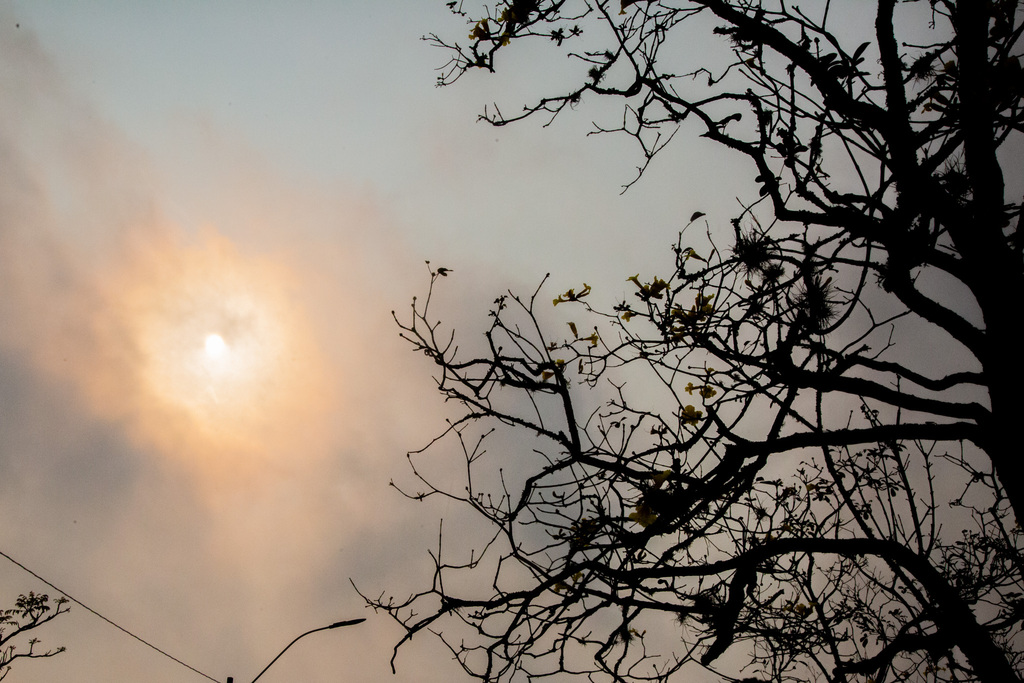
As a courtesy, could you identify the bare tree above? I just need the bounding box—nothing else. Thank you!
[0,592,68,680]
[365,2,1024,682]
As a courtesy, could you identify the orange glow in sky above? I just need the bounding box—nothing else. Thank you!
[133,242,289,421]
[19,227,345,490]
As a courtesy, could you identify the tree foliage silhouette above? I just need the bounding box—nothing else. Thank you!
[0,592,68,680]
[367,2,1024,681]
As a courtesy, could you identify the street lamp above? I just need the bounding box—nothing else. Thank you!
[242,617,366,683]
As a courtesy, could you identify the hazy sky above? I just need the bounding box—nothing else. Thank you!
[0,2,745,681]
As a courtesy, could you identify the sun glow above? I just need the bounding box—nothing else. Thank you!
[5,223,342,490]
[137,259,285,418]
[101,230,335,476]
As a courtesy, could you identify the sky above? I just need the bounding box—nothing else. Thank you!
[0,2,745,682]
[0,1,1001,682]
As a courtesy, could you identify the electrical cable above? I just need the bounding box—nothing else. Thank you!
[0,548,221,683]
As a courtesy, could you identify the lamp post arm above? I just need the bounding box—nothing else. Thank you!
[250,618,366,683]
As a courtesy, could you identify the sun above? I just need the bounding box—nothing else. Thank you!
[204,333,228,358]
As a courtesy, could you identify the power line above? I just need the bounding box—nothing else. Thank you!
[0,548,221,683]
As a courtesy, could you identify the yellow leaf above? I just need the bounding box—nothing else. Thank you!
[469,19,490,40]
[553,283,591,306]
[680,405,703,426]
[628,502,658,527]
